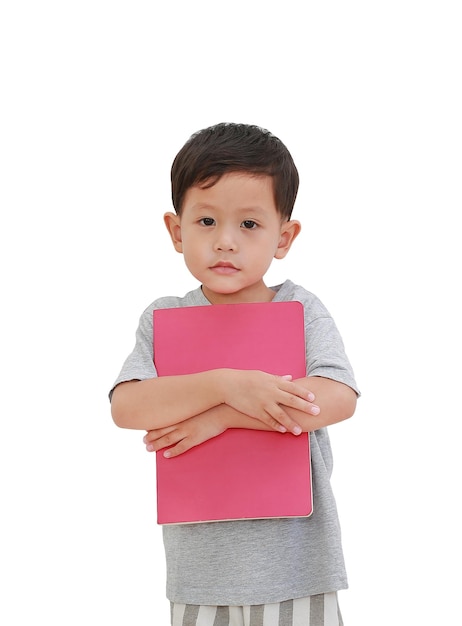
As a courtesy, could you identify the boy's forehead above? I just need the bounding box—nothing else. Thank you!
[196,171,273,187]
[185,172,275,203]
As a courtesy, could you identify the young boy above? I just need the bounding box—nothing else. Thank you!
[110,122,359,626]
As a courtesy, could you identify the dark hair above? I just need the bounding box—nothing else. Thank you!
[171,123,299,219]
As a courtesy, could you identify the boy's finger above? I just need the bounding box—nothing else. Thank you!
[266,408,302,436]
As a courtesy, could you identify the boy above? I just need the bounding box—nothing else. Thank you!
[110,122,359,626]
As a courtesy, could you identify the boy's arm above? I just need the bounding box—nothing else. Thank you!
[111,368,317,434]
[145,376,357,458]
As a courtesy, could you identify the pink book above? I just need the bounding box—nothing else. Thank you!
[153,301,313,524]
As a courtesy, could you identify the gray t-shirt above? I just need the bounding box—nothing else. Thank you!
[110,280,360,605]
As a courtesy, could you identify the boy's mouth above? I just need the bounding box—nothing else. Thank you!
[210,262,239,274]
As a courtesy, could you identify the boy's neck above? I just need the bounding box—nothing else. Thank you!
[201,284,277,305]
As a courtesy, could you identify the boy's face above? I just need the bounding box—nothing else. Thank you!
[164,172,301,304]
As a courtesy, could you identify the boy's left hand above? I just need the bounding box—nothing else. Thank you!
[143,414,227,459]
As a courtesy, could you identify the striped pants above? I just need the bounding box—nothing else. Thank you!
[171,592,343,626]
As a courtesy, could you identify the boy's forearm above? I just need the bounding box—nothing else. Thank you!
[111,370,226,430]
[112,368,316,433]
[142,376,357,457]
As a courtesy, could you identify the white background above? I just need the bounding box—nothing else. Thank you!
[1,1,461,624]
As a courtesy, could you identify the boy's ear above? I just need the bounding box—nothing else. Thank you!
[274,220,302,259]
[164,212,183,253]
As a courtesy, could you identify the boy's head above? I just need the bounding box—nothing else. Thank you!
[171,123,299,220]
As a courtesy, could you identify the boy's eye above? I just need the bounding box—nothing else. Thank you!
[241,220,257,229]
[200,217,215,226]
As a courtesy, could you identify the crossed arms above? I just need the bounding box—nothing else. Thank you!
[111,369,357,458]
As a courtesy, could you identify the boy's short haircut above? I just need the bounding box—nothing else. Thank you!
[171,122,299,220]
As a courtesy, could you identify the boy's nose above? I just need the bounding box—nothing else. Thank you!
[213,228,237,252]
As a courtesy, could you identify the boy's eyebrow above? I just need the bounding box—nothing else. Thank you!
[188,202,216,212]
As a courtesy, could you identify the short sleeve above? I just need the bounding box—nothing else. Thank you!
[109,306,157,400]
[304,314,360,396]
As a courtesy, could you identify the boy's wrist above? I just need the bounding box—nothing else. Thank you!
[211,368,233,407]
[212,403,232,429]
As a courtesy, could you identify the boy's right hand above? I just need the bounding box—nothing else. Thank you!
[221,369,316,435]
[143,411,227,458]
